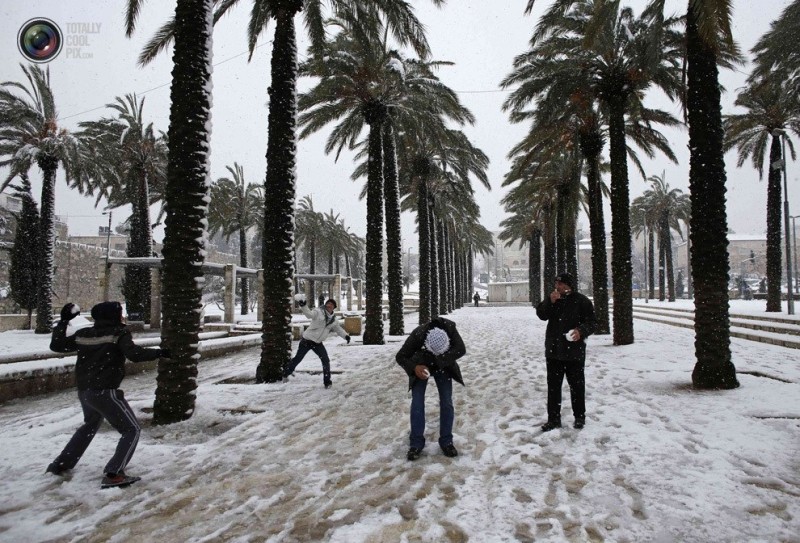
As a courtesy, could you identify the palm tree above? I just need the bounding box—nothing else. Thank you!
[685,0,741,389]
[126,0,216,422]
[723,78,800,312]
[135,0,442,371]
[208,162,262,314]
[636,173,689,302]
[294,195,324,305]
[299,19,475,341]
[631,195,657,299]
[513,0,683,345]
[751,1,800,86]
[78,94,168,322]
[498,198,545,305]
[398,127,489,324]
[0,64,83,334]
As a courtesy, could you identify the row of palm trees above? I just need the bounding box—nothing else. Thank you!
[1,1,493,424]
[631,173,691,302]
[499,0,798,389]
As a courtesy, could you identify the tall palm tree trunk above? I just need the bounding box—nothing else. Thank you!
[447,229,455,311]
[666,220,676,302]
[437,219,448,314]
[659,227,666,301]
[239,226,249,315]
[430,204,439,319]
[686,4,738,389]
[649,228,656,299]
[529,228,542,305]
[126,171,152,322]
[382,123,404,335]
[765,136,783,311]
[34,159,57,334]
[464,246,475,303]
[608,97,634,345]
[362,104,385,345]
[417,178,431,324]
[543,209,556,296]
[308,240,316,306]
[585,146,610,334]
[556,192,567,272]
[153,0,214,423]
[256,4,302,383]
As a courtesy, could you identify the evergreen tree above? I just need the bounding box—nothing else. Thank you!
[9,173,40,329]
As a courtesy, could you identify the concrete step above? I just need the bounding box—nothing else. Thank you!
[629,308,800,350]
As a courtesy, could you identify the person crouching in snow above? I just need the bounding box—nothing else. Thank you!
[396,317,466,461]
[46,301,170,489]
[284,295,350,388]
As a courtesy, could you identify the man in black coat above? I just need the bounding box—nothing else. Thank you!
[536,272,596,431]
[47,301,169,488]
[396,317,466,461]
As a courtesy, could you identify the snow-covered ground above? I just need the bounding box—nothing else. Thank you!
[0,303,798,542]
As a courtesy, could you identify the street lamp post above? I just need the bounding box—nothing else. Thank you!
[773,129,794,314]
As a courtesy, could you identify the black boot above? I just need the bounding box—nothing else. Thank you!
[541,421,562,432]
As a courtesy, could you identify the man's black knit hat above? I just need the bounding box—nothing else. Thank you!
[91,301,123,323]
[555,272,576,290]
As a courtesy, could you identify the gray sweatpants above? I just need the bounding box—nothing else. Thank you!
[52,388,141,475]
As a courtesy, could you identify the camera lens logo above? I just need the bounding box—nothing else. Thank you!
[18,18,63,63]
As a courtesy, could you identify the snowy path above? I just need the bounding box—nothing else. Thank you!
[0,306,798,542]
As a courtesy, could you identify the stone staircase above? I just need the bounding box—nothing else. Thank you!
[629,304,800,349]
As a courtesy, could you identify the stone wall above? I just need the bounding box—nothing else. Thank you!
[0,240,241,324]
[0,241,125,318]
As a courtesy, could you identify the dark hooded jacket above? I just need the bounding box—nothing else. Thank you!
[50,301,162,390]
[536,291,597,361]
[396,317,466,389]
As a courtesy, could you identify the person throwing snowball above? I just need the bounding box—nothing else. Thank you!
[284,295,350,388]
[396,317,466,461]
[46,301,169,488]
[536,272,596,432]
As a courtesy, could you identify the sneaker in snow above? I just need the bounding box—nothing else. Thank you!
[101,473,141,489]
[407,447,422,461]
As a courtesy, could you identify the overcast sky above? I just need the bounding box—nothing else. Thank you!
[0,0,796,253]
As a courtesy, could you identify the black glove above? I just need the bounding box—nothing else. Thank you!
[297,300,307,307]
[345,335,351,344]
[60,303,79,322]
[159,348,171,359]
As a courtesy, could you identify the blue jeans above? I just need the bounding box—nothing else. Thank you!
[285,338,331,385]
[410,370,454,449]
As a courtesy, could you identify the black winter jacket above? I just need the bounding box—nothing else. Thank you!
[396,317,466,389]
[50,319,162,390]
[536,291,597,361]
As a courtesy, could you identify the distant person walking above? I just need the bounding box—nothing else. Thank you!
[46,301,169,488]
[396,317,466,461]
[536,273,596,432]
[473,291,481,307]
[284,295,350,388]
